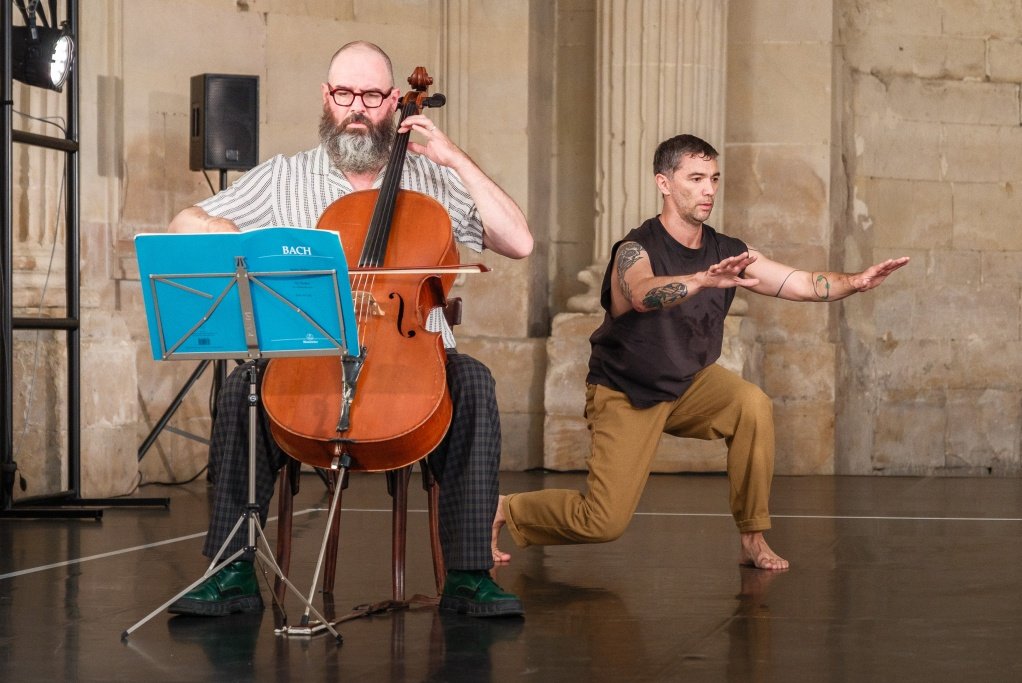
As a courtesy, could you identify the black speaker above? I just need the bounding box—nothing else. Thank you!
[189,74,259,171]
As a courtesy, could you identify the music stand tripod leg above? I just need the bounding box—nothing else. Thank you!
[288,452,351,631]
[122,365,342,643]
[121,542,249,640]
[240,365,342,641]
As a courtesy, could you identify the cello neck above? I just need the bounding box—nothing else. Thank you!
[360,67,444,268]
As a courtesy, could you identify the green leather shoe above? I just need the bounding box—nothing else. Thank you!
[168,560,263,617]
[439,570,524,618]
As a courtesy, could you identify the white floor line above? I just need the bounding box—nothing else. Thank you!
[0,530,209,580]
[635,512,1022,522]
[3,507,1020,581]
[0,507,318,581]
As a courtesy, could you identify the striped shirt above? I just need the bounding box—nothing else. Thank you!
[197,144,484,347]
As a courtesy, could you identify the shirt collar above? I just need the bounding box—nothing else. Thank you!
[313,144,388,190]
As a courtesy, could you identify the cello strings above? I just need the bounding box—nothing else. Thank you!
[350,96,417,352]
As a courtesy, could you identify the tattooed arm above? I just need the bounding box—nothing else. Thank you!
[742,248,911,302]
[608,241,760,317]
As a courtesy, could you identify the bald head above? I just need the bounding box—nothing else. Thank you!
[327,41,395,89]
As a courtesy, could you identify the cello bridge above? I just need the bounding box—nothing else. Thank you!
[351,290,384,316]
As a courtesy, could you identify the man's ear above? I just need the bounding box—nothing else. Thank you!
[386,87,401,114]
[654,172,670,196]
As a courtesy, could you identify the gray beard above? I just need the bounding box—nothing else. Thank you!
[319,107,397,175]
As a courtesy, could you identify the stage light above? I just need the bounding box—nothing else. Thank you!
[11,24,75,91]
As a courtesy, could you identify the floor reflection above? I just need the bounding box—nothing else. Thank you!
[4,472,1022,681]
[727,566,787,682]
[166,610,264,671]
[424,609,525,682]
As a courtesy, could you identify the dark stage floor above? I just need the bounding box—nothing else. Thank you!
[2,470,1021,681]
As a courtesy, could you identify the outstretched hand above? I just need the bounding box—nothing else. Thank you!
[849,256,911,292]
[703,252,761,290]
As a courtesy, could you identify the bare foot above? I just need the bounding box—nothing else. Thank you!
[491,495,511,564]
[739,531,789,570]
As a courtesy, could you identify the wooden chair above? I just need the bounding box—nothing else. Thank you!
[273,458,445,606]
[272,298,464,607]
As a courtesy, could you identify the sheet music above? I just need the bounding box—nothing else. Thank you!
[134,227,358,360]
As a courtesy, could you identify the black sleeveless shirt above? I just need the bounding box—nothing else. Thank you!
[586,217,748,408]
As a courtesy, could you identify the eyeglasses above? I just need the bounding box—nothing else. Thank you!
[328,87,390,108]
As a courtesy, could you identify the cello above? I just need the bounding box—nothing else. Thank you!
[261,67,480,472]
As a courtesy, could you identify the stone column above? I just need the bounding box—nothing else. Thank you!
[79,0,144,497]
[545,0,743,472]
[594,0,728,267]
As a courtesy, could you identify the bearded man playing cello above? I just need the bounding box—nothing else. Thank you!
[165,40,532,618]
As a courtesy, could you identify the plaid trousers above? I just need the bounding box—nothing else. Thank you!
[202,352,501,571]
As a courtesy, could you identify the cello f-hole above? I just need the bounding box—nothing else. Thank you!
[389,291,416,338]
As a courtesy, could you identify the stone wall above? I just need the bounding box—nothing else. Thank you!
[724,0,839,474]
[11,0,542,499]
[721,0,1022,476]
[835,0,1022,474]
[8,0,1021,500]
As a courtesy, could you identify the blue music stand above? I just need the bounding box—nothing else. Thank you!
[136,226,358,361]
[124,227,360,642]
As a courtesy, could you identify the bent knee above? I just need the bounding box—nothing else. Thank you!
[733,382,773,418]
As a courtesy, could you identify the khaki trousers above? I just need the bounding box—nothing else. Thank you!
[504,364,774,547]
